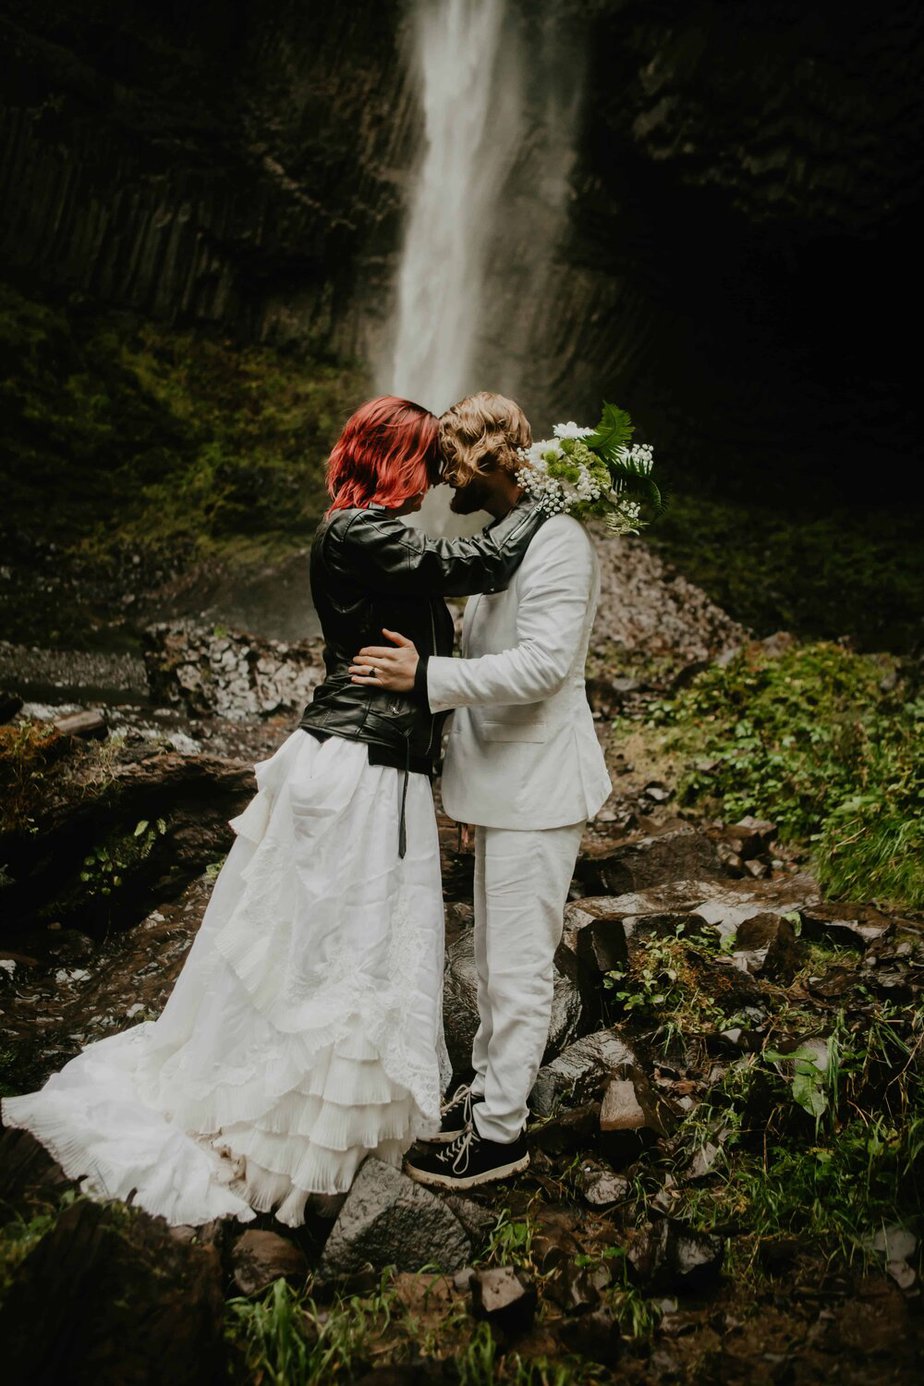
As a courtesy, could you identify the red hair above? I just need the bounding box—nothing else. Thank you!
[326,396,441,512]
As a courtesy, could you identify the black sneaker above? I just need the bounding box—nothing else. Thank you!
[405,1125,529,1190]
[425,1083,484,1144]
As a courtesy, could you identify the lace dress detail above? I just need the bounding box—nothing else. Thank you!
[2,733,447,1228]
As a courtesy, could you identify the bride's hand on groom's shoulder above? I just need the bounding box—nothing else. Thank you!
[350,628,420,692]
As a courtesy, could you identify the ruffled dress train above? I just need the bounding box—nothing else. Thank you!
[1,731,448,1227]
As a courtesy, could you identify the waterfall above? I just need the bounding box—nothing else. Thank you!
[379,0,584,532]
[382,0,524,415]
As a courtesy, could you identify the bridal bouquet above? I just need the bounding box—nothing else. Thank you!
[516,402,661,534]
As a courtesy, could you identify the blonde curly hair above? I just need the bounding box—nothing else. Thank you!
[438,391,532,488]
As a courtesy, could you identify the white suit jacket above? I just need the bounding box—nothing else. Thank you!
[426,514,612,830]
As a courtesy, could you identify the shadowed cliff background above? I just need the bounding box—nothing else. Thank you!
[0,0,922,650]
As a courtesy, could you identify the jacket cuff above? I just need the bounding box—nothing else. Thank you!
[412,653,431,706]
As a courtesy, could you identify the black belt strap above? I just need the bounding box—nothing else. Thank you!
[398,735,411,859]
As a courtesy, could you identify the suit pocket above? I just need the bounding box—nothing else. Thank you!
[477,704,550,744]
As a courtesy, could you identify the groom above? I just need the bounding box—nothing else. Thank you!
[351,392,611,1189]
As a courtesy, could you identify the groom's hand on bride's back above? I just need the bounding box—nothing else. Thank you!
[350,629,420,692]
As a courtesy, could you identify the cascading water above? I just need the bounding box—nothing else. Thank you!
[383,0,523,415]
[380,0,583,530]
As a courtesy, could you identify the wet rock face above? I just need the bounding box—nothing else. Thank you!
[144,621,326,722]
[551,1,922,484]
[0,0,410,346]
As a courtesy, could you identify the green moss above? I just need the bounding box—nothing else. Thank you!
[120,326,367,547]
[647,493,924,653]
[0,280,368,560]
[0,722,71,834]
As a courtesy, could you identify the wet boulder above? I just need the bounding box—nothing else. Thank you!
[443,930,581,1073]
[578,1164,630,1208]
[627,1218,724,1292]
[599,1066,673,1167]
[230,1228,309,1296]
[799,902,894,949]
[319,1158,471,1278]
[731,911,801,980]
[530,1027,638,1118]
[0,1198,226,1385]
[580,827,721,896]
[556,901,631,1024]
[688,874,820,943]
[470,1266,537,1333]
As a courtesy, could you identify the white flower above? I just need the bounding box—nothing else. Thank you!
[552,422,595,441]
[617,442,654,474]
[520,406,655,534]
[519,441,559,472]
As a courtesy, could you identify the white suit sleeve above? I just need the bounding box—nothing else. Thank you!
[425,519,595,712]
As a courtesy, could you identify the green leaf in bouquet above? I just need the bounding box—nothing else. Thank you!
[607,453,663,513]
[586,401,634,459]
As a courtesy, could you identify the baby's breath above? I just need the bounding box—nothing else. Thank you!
[515,405,658,533]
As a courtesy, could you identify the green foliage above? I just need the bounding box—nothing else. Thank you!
[79,818,167,897]
[604,923,742,1045]
[676,1005,924,1262]
[0,722,70,834]
[573,1245,661,1341]
[226,1279,317,1385]
[648,641,924,908]
[458,1329,602,1386]
[647,492,924,653]
[226,1272,397,1385]
[123,325,366,546]
[456,1321,499,1386]
[0,279,367,560]
[0,1191,81,1303]
[586,401,634,459]
[765,1040,831,1120]
[817,779,924,906]
[480,1209,536,1270]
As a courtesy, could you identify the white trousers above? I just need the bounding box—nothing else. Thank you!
[469,820,585,1144]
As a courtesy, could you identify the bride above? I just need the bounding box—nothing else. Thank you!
[1,396,544,1228]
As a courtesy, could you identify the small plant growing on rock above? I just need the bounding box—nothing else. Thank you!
[79,818,167,897]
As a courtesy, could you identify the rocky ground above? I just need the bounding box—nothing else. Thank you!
[0,543,921,1384]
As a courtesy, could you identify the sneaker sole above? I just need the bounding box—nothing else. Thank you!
[405,1152,530,1190]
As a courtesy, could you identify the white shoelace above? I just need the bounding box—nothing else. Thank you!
[441,1082,474,1125]
[437,1127,475,1174]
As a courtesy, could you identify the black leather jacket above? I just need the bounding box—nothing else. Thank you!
[299,498,545,781]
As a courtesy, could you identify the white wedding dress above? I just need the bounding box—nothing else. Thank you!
[2,730,448,1227]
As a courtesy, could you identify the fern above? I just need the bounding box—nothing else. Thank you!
[608,451,664,512]
[586,400,634,460]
